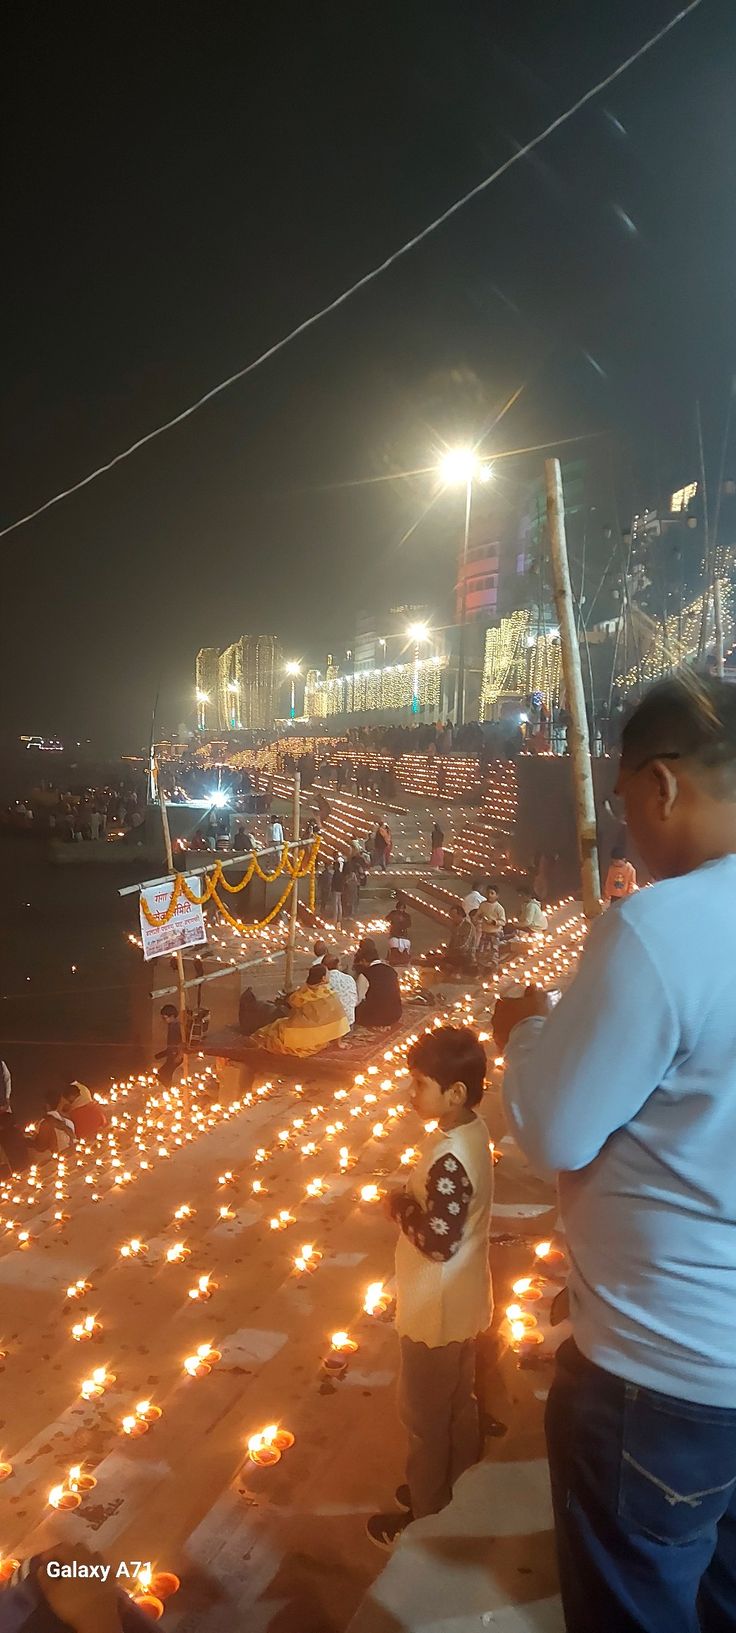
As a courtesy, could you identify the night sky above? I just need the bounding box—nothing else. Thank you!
[3,0,735,748]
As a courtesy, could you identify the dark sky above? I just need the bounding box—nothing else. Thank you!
[3,0,735,748]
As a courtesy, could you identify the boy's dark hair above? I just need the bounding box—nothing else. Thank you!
[611,844,626,861]
[160,1003,178,1018]
[408,1026,487,1108]
[517,886,534,899]
[449,902,466,919]
[307,962,327,986]
[620,676,736,794]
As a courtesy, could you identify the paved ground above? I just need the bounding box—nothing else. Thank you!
[1,798,581,1630]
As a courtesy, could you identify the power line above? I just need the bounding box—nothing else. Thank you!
[0,0,704,544]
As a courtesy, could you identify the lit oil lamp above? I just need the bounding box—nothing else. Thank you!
[293,1243,321,1274]
[188,1272,217,1302]
[363,1281,390,1316]
[218,1204,236,1221]
[217,1170,237,1186]
[136,1400,162,1424]
[121,1413,148,1438]
[173,1203,196,1224]
[359,1183,382,1204]
[0,1460,13,1482]
[131,1594,164,1621]
[81,1366,115,1401]
[149,1572,180,1602]
[269,1210,294,1231]
[305,1178,326,1198]
[48,1482,81,1511]
[251,1179,266,1196]
[534,1239,566,1267]
[338,1146,352,1171]
[510,1319,545,1352]
[165,1242,190,1264]
[330,1331,358,1354]
[246,1431,280,1467]
[120,1238,147,1259]
[183,1343,221,1378]
[505,1304,538,1331]
[0,1559,19,1585]
[67,1464,96,1494]
[400,1147,417,1166]
[512,1275,544,1302]
[17,1229,31,1249]
[71,1315,101,1342]
[371,1122,385,1140]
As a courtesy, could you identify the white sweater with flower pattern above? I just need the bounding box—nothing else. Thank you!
[392,1113,493,1347]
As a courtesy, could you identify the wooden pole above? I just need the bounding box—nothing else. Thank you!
[545,459,602,919]
[283,772,301,992]
[153,754,189,1105]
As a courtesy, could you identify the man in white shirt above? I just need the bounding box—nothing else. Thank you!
[495,675,736,1633]
[324,956,358,1027]
[269,814,285,847]
[462,880,486,916]
[474,884,506,969]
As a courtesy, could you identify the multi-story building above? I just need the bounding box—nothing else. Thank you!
[195,648,220,732]
[195,636,281,733]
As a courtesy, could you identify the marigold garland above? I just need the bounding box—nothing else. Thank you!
[139,838,320,930]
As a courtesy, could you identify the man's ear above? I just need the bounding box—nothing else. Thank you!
[450,1079,468,1106]
[651,760,680,819]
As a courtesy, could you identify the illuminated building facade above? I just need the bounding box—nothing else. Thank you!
[304,655,447,721]
[195,636,281,732]
[195,648,220,732]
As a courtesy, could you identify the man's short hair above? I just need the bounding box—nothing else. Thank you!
[621,676,736,793]
[408,1026,487,1108]
[313,939,328,958]
[307,963,327,986]
[160,1003,178,1018]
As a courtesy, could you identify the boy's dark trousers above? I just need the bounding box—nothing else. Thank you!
[398,1334,480,1518]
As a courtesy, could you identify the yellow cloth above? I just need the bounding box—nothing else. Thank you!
[253,982,349,1057]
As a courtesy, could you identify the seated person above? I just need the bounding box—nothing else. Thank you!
[32,1088,77,1157]
[233,819,255,854]
[238,985,287,1036]
[602,844,637,904]
[441,903,478,973]
[253,963,349,1055]
[60,1081,107,1140]
[324,954,358,1027]
[354,938,403,1027]
[0,1101,34,1178]
[503,886,549,939]
[311,938,330,967]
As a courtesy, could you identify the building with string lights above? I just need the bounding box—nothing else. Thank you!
[195,636,281,732]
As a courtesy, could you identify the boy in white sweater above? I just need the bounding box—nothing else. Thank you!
[368,1026,493,1548]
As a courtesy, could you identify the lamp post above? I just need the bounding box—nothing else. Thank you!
[438,449,493,726]
[226,679,240,730]
[284,661,301,720]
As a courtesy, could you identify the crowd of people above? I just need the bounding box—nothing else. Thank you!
[2,778,147,841]
[237,931,405,1057]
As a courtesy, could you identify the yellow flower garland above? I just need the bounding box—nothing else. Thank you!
[139,837,320,930]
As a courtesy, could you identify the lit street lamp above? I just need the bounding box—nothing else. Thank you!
[438,448,493,726]
[406,622,431,715]
[284,660,301,720]
[195,689,210,732]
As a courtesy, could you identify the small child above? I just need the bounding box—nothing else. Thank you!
[603,845,637,904]
[367,1025,493,1548]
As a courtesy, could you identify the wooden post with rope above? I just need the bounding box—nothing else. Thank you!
[545,458,602,920]
[283,772,301,992]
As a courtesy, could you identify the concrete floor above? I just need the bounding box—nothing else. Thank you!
[0,818,579,1630]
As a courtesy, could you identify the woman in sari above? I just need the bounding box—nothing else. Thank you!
[253,964,349,1056]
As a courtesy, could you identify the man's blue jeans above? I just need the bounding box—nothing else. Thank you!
[545,1339,736,1633]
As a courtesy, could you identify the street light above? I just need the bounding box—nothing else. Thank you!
[438,447,494,726]
[284,660,301,720]
[406,622,431,715]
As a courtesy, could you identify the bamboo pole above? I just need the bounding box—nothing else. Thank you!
[152,755,189,1107]
[283,772,301,992]
[545,459,602,919]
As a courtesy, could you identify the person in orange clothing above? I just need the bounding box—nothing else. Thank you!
[60,1081,108,1140]
[602,844,637,904]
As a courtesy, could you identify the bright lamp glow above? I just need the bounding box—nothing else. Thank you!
[226,681,240,693]
[285,661,301,676]
[210,790,228,807]
[196,690,209,703]
[407,622,430,643]
[438,448,493,486]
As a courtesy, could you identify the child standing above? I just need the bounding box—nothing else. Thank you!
[368,1025,493,1547]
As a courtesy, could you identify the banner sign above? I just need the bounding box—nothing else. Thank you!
[139,877,207,962]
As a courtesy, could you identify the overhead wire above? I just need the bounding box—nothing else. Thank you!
[0,0,705,543]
